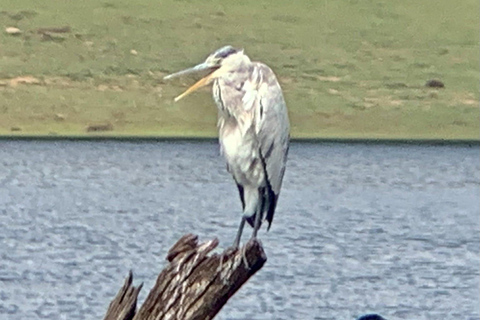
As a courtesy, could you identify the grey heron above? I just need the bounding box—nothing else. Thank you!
[164,46,290,248]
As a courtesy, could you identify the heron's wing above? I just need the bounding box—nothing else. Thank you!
[252,63,290,226]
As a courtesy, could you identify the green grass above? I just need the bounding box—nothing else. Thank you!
[0,0,478,139]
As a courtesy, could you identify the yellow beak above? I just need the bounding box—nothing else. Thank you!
[164,61,227,102]
[173,71,216,102]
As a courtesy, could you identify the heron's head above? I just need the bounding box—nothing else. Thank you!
[164,45,248,101]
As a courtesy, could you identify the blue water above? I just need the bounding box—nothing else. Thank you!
[0,141,478,320]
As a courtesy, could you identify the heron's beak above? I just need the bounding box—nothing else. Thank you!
[164,62,222,102]
[163,62,213,80]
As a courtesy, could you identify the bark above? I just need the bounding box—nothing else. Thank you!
[103,234,267,320]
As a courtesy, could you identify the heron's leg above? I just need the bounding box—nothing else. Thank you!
[251,192,267,240]
[251,201,263,239]
[233,188,258,248]
[239,200,263,269]
[233,217,251,269]
[232,216,246,248]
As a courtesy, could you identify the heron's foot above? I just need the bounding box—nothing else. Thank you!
[226,243,251,269]
[240,244,250,269]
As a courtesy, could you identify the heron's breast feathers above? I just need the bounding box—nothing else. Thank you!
[219,121,265,187]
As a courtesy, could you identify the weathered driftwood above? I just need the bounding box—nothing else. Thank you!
[104,271,142,320]
[104,234,267,320]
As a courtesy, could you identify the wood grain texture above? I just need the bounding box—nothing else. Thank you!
[104,234,267,320]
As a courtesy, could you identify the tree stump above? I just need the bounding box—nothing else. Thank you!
[103,234,267,320]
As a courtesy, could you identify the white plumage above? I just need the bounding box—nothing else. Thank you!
[164,46,290,247]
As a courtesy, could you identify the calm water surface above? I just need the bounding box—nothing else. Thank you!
[0,141,478,320]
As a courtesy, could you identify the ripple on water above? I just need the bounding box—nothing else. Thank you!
[0,141,479,320]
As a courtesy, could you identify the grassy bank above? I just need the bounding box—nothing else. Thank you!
[0,0,478,139]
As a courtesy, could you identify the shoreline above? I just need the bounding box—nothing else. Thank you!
[1,135,478,146]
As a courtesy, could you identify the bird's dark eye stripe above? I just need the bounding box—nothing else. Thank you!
[215,46,238,59]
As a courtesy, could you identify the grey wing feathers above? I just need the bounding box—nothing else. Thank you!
[254,63,290,225]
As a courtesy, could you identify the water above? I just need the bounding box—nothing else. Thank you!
[0,140,478,320]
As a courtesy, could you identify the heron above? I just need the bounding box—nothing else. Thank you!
[164,46,289,248]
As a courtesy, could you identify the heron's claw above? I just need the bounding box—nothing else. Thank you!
[226,244,250,269]
[241,245,250,269]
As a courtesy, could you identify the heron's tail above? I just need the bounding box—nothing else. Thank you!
[245,215,256,229]
[245,186,277,231]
